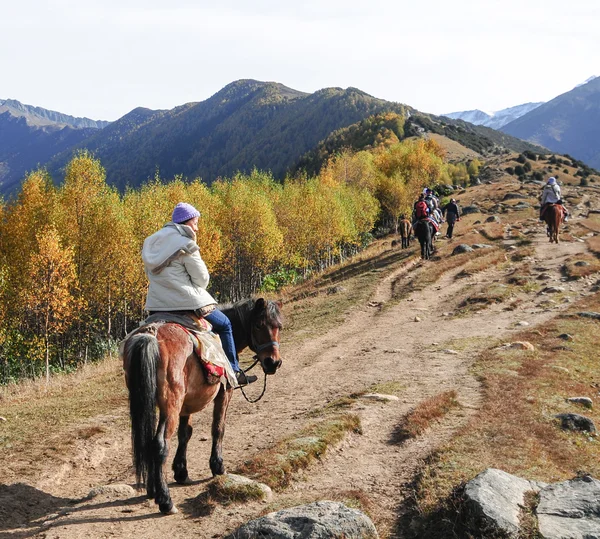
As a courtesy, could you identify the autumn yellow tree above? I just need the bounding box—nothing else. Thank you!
[22,225,77,383]
[212,174,283,299]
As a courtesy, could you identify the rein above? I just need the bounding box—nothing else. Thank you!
[237,356,266,403]
[235,341,279,403]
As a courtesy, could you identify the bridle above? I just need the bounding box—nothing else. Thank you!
[237,325,281,403]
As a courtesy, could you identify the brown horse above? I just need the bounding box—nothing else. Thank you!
[542,204,563,243]
[122,298,282,514]
[399,218,412,248]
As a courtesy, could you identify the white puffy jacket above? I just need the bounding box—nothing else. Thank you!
[142,222,216,311]
[541,183,561,205]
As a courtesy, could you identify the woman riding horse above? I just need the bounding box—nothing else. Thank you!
[124,202,283,514]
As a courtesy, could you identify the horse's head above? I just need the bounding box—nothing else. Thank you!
[250,298,283,375]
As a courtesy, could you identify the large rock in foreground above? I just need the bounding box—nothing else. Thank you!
[226,501,378,538]
[537,476,600,539]
[463,468,545,538]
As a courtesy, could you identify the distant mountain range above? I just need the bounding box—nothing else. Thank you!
[502,76,600,170]
[1,77,598,194]
[0,99,110,192]
[444,102,544,130]
[445,76,600,169]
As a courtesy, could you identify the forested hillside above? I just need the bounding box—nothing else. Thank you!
[48,80,409,190]
[0,137,456,383]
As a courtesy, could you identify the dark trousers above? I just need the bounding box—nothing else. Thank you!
[446,220,456,238]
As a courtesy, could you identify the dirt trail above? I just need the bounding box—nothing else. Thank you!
[2,220,596,539]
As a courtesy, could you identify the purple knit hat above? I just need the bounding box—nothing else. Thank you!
[172,202,200,224]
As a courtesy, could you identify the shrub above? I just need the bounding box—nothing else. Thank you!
[505,167,515,175]
[516,154,527,164]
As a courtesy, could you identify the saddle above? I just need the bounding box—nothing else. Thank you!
[121,313,235,386]
[540,203,566,221]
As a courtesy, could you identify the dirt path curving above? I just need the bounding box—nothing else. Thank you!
[2,219,596,539]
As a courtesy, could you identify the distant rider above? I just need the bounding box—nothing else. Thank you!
[540,177,569,222]
[413,193,430,225]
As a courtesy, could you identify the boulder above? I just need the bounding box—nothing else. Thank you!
[577,311,600,320]
[503,193,529,200]
[537,476,600,539]
[216,474,273,502]
[566,397,593,409]
[452,244,474,255]
[513,201,531,209]
[472,244,494,249]
[485,215,501,223]
[87,484,136,499]
[555,413,597,433]
[226,501,379,539]
[463,468,545,538]
[462,205,481,215]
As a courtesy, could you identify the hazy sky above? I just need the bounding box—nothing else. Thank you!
[1,0,598,121]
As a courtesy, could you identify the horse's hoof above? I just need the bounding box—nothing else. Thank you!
[159,502,178,515]
[174,471,189,484]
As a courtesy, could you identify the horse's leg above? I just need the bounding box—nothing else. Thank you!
[150,414,180,514]
[172,415,192,484]
[209,385,233,476]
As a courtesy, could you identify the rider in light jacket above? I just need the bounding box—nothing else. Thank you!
[540,177,569,221]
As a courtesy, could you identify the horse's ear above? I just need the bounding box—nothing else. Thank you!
[254,297,266,310]
[275,299,283,309]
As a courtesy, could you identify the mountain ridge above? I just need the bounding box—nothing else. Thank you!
[502,76,600,169]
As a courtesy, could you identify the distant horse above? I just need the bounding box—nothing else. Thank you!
[399,218,412,249]
[542,204,563,243]
[414,219,435,259]
[122,298,283,514]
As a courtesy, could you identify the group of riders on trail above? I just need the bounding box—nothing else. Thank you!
[141,202,257,387]
[408,176,568,251]
[412,187,461,240]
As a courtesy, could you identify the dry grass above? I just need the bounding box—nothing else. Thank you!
[455,283,514,315]
[562,254,600,280]
[391,246,499,302]
[392,390,460,442]
[586,235,600,257]
[235,412,361,490]
[454,248,505,280]
[281,239,415,347]
[0,359,127,462]
[410,294,600,537]
[477,223,505,241]
[208,475,269,503]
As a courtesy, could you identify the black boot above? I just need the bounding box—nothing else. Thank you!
[236,371,258,386]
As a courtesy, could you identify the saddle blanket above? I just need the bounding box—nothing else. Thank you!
[540,203,566,220]
[120,313,236,387]
[426,217,440,233]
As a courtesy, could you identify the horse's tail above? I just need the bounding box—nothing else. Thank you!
[125,333,159,486]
